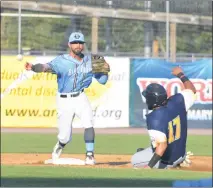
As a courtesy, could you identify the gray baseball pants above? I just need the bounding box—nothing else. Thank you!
[131,147,186,169]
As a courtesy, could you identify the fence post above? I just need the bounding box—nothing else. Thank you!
[170,22,176,62]
[152,40,159,58]
[166,1,170,61]
[18,1,22,55]
[92,16,99,54]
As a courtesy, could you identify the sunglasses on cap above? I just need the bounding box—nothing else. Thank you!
[70,41,85,44]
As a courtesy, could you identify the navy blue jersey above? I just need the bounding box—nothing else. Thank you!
[146,93,187,164]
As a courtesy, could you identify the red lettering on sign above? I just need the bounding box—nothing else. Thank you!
[166,79,184,97]
[136,78,168,92]
[193,80,206,102]
[136,78,212,104]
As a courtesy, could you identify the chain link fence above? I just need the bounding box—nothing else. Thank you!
[1,0,212,61]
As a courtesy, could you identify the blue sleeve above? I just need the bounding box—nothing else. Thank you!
[93,73,108,85]
[47,56,61,74]
[147,111,168,134]
[168,94,186,111]
[170,93,185,104]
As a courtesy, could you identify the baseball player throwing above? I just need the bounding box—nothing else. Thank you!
[25,32,110,165]
[131,66,196,169]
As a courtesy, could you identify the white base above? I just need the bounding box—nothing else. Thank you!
[44,158,86,165]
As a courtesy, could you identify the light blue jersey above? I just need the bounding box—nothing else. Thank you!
[47,54,108,93]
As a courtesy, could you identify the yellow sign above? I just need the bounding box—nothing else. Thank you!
[1,56,111,128]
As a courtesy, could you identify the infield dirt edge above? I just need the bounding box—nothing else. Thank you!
[1,153,212,172]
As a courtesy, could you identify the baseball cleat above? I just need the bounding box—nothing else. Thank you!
[52,142,63,161]
[85,151,96,165]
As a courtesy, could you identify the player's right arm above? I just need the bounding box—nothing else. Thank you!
[172,66,196,111]
[25,56,60,74]
[147,129,168,168]
[25,63,53,73]
[172,66,196,94]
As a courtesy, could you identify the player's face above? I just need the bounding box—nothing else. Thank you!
[69,42,84,55]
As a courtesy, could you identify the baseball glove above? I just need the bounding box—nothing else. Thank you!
[92,55,110,74]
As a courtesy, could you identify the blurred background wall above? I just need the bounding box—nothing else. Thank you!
[1,1,212,129]
[1,0,212,62]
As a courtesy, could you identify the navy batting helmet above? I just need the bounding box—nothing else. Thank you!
[142,83,168,110]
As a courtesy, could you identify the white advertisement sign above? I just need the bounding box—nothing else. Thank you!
[73,57,130,128]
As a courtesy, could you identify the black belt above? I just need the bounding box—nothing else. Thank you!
[161,160,173,165]
[60,89,84,98]
[161,154,186,166]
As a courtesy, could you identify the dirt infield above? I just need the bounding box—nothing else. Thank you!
[1,153,212,172]
[2,128,211,172]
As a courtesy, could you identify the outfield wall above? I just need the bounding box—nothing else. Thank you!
[1,56,212,128]
[129,58,212,128]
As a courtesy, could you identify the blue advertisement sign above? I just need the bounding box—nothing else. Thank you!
[129,58,212,128]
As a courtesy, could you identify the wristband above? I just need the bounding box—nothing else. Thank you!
[148,153,161,168]
[180,76,189,83]
[177,72,184,78]
[31,64,44,72]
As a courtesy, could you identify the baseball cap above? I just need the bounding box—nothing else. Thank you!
[69,32,85,43]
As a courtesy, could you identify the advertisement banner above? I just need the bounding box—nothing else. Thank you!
[1,56,129,128]
[129,58,212,128]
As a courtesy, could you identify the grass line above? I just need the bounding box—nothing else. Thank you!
[1,133,212,156]
[1,165,212,187]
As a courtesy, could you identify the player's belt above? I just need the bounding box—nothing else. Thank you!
[161,160,173,165]
[60,89,84,98]
[161,155,185,166]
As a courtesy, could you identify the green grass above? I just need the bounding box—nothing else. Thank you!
[1,133,212,187]
[1,133,212,155]
[1,166,212,187]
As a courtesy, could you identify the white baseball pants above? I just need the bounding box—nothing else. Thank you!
[56,91,94,144]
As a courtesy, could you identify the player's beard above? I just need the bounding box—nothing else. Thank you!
[72,48,84,58]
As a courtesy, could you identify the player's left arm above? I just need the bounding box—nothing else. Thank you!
[92,55,110,85]
[147,130,168,168]
[172,66,196,111]
[94,73,109,85]
[155,142,167,156]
